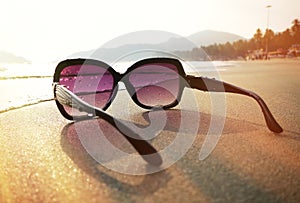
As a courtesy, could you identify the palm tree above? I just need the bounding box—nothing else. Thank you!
[253,29,263,49]
[291,19,300,43]
[292,19,300,32]
[264,29,275,51]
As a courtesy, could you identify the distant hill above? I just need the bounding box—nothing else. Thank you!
[188,30,245,46]
[0,51,30,64]
[70,30,246,61]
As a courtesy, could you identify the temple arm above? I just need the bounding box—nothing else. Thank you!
[186,75,283,133]
[54,84,162,165]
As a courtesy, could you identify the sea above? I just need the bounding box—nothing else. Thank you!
[0,61,234,113]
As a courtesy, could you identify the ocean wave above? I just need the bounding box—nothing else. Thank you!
[0,98,54,114]
[0,67,7,71]
[0,75,52,80]
[0,77,53,113]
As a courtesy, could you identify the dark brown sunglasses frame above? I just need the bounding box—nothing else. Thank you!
[53,58,283,165]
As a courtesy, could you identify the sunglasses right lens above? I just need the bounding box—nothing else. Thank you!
[58,64,114,116]
[129,63,180,108]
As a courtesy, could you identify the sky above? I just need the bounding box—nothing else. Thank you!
[0,0,299,63]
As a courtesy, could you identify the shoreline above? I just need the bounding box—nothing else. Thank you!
[0,75,52,80]
[0,98,54,114]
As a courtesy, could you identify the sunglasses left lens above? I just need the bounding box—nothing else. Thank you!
[128,63,180,108]
[58,64,114,116]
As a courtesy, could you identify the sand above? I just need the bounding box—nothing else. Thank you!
[0,59,299,202]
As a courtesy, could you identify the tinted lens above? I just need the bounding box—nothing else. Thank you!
[129,63,180,107]
[59,64,114,116]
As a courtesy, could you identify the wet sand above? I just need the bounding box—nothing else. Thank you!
[0,59,299,202]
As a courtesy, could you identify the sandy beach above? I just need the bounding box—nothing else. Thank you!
[0,59,299,202]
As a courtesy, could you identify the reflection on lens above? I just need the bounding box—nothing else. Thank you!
[59,64,114,116]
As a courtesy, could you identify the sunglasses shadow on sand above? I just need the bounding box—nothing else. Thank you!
[60,116,172,195]
[54,58,283,166]
[60,109,263,194]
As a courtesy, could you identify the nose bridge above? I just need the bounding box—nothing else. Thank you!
[112,71,130,92]
[114,71,128,82]
[115,70,131,85]
[117,71,137,98]
[114,71,122,81]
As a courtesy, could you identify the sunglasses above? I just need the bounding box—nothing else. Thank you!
[53,58,283,165]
